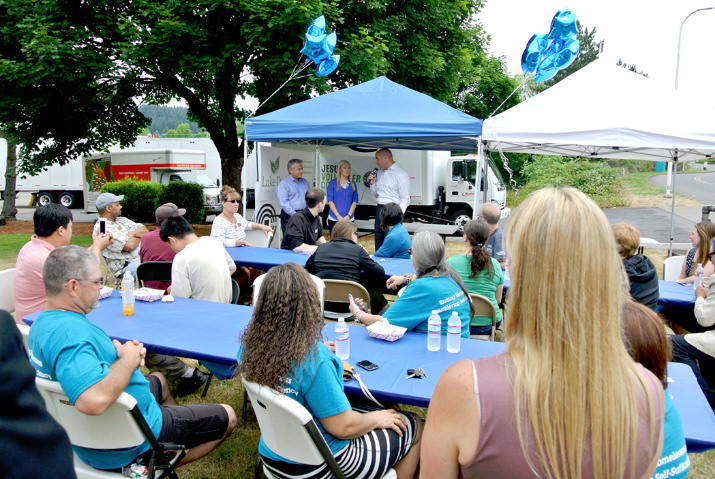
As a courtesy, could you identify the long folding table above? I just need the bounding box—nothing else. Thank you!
[226,245,416,279]
[24,293,715,451]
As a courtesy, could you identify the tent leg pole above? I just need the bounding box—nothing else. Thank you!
[669,155,678,257]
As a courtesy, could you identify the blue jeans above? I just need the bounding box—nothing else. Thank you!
[671,334,715,408]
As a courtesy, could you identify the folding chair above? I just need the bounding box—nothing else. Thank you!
[244,229,272,248]
[136,261,173,288]
[663,255,686,281]
[468,293,497,341]
[0,267,16,313]
[16,323,30,354]
[231,279,241,305]
[265,214,281,249]
[35,377,185,479]
[242,378,396,479]
[322,279,370,322]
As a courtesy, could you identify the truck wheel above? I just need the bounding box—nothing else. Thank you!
[58,192,76,209]
[449,209,471,234]
[37,192,54,207]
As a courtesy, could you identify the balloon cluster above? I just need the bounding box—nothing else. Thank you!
[299,15,341,77]
[521,8,580,83]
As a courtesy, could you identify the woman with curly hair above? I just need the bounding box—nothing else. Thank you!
[420,187,664,479]
[677,221,715,283]
[238,263,421,479]
[446,219,503,337]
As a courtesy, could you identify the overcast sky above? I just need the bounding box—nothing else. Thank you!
[478,0,715,96]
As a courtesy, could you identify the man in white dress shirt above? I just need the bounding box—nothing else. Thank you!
[367,148,410,250]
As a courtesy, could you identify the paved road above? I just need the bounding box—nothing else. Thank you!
[650,172,715,205]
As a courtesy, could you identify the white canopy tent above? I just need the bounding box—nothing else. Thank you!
[482,60,715,253]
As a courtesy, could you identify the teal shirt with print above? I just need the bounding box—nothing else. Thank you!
[384,275,471,337]
[256,342,351,463]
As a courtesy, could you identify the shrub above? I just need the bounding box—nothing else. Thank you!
[156,181,205,224]
[100,179,162,223]
[515,156,627,208]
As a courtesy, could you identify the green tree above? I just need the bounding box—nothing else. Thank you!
[1,0,514,193]
[616,58,649,78]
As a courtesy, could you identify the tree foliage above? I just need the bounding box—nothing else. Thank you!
[0,0,515,191]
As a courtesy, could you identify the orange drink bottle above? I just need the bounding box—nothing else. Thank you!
[121,271,135,316]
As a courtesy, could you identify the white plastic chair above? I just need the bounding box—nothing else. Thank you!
[35,377,185,479]
[663,256,686,281]
[242,378,396,479]
[0,268,16,313]
[243,229,272,248]
[253,272,324,312]
[16,323,30,353]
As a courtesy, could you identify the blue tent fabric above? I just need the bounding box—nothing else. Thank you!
[245,76,482,150]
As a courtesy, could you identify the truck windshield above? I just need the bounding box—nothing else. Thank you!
[172,172,215,187]
[487,158,506,191]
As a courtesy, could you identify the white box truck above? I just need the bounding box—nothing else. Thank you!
[83,149,222,220]
[243,144,508,234]
[1,137,223,216]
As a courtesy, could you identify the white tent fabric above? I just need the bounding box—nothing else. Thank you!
[482,60,715,162]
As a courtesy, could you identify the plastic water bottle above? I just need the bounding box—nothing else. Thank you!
[694,263,704,291]
[446,311,461,353]
[427,310,441,351]
[121,271,135,316]
[335,317,350,360]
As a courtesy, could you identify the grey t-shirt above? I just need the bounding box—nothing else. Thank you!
[485,227,506,263]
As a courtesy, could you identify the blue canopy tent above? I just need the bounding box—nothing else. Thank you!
[244,76,483,150]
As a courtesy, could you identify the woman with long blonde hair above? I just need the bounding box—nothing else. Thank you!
[326,160,358,233]
[677,221,715,283]
[420,187,664,479]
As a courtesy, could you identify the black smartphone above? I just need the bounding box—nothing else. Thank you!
[99,219,106,234]
[356,360,379,371]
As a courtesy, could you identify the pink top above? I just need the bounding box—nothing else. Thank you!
[14,236,55,323]
[460,353,664,479]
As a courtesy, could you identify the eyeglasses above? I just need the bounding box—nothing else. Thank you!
[708,252,715,260]
[407,248,413,255]
[477,215,486,220]
[224,199,239,203]
[74,278,105,286]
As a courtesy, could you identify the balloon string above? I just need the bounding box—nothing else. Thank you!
[487,73,533,119]
[252,59,313,115]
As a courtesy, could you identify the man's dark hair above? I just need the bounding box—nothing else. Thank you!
[159,216,195,242]
[305,188,326,209]
[379,203,403,231]
[34,204,73,237]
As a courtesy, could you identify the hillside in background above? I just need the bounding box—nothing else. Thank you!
[138,105,206,137]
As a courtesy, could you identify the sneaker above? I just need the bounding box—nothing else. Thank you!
[174,369,208,397]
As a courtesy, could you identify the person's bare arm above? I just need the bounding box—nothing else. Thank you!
[320,408,407,440]
[317,236,327,245]
[420,360,479,479]
[677,256,692,282]
[74,340,145,416]
[293,243,318,254]
[89,233,113,257]
[327,201,342,221]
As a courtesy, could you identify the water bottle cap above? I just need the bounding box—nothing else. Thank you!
[431,310,438,314]
[338,317,345,322]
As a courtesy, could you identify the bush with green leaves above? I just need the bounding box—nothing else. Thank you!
[156,181,205,224]
[516,156,627,207]
[100,179,162,223]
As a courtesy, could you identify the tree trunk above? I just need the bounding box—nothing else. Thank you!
[220,137,244,189]
[0,131,18,221]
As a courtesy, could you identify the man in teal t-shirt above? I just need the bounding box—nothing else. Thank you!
[28,246,236,471]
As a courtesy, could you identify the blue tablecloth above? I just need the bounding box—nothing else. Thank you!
[667,362,715,452]
[227,246,415,279]
[24,291,252,366]
[658,280,696,309]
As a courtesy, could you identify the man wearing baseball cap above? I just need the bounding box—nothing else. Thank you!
[93,193,148,279]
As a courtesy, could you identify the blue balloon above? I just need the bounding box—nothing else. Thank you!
[300,31,336,64]
[521,8,580,82]
[306,15,325,38]
[316,54,340,77]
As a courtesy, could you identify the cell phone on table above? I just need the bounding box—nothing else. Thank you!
[99,218,106,234]
[356,360,379,371]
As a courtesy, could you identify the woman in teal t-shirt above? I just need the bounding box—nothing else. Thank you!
[446,220,503,336]
[349,231,473,337]
[239,263,421,479]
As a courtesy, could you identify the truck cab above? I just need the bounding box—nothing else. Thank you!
[157,170,222,220]
[447,154,508,230]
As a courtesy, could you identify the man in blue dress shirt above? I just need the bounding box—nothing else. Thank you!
[276,158,311,238]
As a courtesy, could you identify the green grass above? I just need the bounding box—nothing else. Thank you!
[0,234,93,270]
[620,171,666,196]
